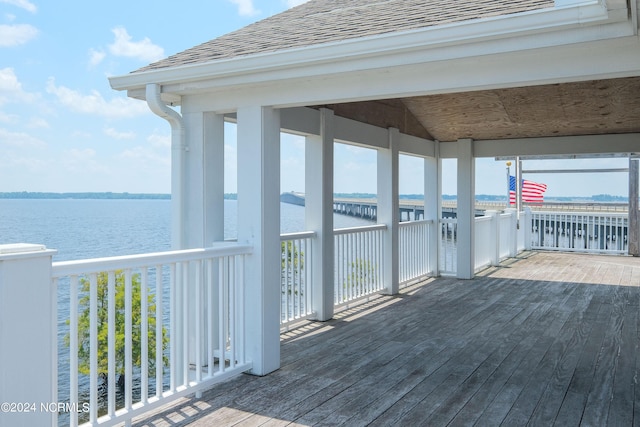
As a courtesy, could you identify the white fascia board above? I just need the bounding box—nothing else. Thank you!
[438,134,640,159]
[109,1,618,96]
[280,107,320,136]
[463,134,640,158]
[439,142,458,159]
[334,115,388,149]
[399,134,436,158]
[162,19,636,104]
[163,33,640,114]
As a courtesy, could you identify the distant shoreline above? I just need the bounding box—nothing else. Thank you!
[0,192,628,203]
[0,192,237,200]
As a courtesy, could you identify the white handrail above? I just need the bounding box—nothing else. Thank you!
[52,243,252,277]
[55,244,253,426]
[334,224,385,306]
[280,232,315,327]
[333,223,387,236]
[398,219,434,227]
[529,211,628,254]
[399,219,434,284]
[280,230,317,241]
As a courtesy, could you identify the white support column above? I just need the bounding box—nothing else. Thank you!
[181,111,226,248]
[0,244,57,427]
[305,108,334,320]
[378,128,400,294]
[486,210,500,266]
[204,112,226,244]
[181,111,226,375]
[457,139,475,279]
[523,207,533,251]
[505,208,518,257]
[237,105,281,376]
[424,142,441,276]
[629,158,639,256]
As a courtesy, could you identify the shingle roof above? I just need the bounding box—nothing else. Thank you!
[135,0,554,73]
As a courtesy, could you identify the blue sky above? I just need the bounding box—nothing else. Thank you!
[0,0,630,198]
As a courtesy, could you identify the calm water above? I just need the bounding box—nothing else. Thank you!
[0,198,371,423]
[0,198,371,261]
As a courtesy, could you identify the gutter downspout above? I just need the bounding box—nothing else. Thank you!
[146,83,185,249]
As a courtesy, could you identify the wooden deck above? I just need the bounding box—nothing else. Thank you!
[133,251,640,427]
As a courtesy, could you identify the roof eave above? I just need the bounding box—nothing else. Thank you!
[109,1,625,100]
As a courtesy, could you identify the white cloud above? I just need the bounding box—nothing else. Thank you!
[147,132,170,149]
[229,0,260,16]
[0,111,18,123]
[0,0,37,13]
[104,127,136,140]
[88,48,106,68]
[61,148,109,173]
[108,27,164,62]
[0,67,37,105]
[27,117,49,128]
[120,145,168,164]
[0,67,22,92]
[286,0,310,7]
[0,23,38,47]
[71,130,92,139]
[0,127,46,148]
[46,78,150,119]
[117,132,171,175]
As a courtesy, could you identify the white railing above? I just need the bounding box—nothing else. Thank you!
[280,231,315,328]
[334,224,386,306]
[52,243,252,427]
[440,210,519,275]
[399,219,434,284]
[440,218,458,275]
[529,211,628,254]
[499,212,516,258]
[474,216,493,271]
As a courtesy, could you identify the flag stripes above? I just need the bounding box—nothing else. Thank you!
[509,175,547,204]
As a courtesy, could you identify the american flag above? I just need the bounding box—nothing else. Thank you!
[509,175,547,204]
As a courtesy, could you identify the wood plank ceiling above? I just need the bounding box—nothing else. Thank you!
[318,76,640,143]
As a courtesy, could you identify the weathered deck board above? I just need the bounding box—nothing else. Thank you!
[132,251,640,427]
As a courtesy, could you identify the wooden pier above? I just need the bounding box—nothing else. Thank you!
[282,192,629,222]
[133,251,640,426]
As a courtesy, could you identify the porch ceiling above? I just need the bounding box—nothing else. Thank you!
[318,76,640,143]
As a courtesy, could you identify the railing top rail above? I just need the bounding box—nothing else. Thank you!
[333,223,387,236]
[398,219,434,227]
[439,217,457,223]
[280,231,317,241]
[531,211,628,218]
[52,242,253,277]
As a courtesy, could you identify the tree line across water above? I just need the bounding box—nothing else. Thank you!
[0,192,628,202]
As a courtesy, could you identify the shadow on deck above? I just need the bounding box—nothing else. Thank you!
[133,251,640,427]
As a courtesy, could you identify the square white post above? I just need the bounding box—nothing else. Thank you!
[424,143,441,276]
[378,128,400,294]
[486,210,500,266]
[522,207,533,251]
[180,110,226,379]
[305,108,334,320]
[629,158,639,256]
[181,110,226,248]
[457,139,475,279]
[237,105,281,375]
[505,208,518,257]
[0,244,57,427]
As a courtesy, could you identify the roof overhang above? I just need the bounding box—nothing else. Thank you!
[109,0,637,109]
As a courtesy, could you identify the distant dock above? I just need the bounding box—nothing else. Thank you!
[280,192,629,222]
